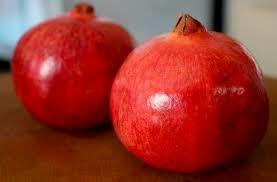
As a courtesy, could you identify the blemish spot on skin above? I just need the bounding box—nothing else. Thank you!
[213,86,227,96]
[147,93,179,111]
[213,86,245,96]
[230,86,245,95]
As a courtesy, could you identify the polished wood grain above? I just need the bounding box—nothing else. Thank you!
[0,73,276,182]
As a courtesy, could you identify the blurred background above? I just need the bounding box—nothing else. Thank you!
[0,0,276,77]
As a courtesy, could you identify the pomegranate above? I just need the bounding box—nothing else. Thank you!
[12,3,134,129]
[110,14,269,172]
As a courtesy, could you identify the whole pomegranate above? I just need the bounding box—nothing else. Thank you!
[12,3,134,129]
[110,14,269,172]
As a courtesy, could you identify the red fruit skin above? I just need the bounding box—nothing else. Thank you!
[111,29,269,172]
[12,16,134,129]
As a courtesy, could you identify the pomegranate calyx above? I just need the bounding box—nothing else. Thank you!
[173,13,204,35]
[70,2,95,20]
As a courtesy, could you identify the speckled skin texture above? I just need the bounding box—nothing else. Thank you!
[110,27,269,172]
[12,15,134,129]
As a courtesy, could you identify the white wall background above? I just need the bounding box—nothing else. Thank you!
[66,0,213,43]
[226,0,277,78]
[0,0,64,59]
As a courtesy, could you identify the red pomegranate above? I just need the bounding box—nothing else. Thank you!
[110,14,269,172]
[12,3,134,129]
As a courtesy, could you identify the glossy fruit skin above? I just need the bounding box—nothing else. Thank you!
[110,29,269,172]
[12,16,134,129]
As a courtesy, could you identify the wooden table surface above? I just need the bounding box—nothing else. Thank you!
[0,73,276,182]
